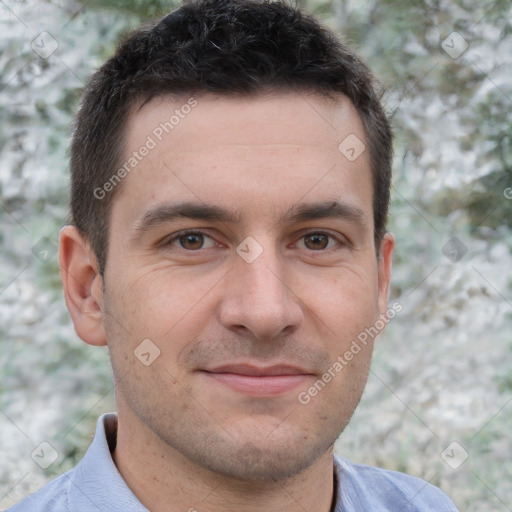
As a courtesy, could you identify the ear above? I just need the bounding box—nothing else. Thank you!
[376,232,395,317]
[59,225,107,346]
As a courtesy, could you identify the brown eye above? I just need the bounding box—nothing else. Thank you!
[179,233,205,250]
[165,231,216,251]
[297,232,343,252]
[303,233,330,250]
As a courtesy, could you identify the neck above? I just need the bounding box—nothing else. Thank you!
[112,414,336,512]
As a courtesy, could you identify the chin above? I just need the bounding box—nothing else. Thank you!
[179,424,339,483]
[198,442,317,482]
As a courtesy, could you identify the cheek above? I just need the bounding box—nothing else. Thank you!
[113,266,205,324]
[300,266,379,337]
[106,266,222,366]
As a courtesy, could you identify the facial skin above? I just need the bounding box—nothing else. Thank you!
[60,91,394,512]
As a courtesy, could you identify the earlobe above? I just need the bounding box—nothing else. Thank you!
[59,225,107,346]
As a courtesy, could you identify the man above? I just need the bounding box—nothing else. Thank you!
[8,0,458,510]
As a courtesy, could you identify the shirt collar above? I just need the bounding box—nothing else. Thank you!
[67,413,149,511]
[70,413,343,512]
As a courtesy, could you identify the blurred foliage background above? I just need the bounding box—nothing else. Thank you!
[1,0,511,510]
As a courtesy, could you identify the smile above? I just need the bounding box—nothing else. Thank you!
[200,364,315,396]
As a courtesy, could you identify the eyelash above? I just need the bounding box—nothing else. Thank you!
[163,229,346,252]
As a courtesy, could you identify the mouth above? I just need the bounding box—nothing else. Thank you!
[199,364,315,396]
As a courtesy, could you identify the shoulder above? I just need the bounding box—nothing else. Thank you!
[334,454,459,511]
[5,471,72,512]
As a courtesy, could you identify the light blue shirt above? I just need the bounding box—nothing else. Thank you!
[6,413,458,511]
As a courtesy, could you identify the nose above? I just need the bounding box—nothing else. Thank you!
[218,243,304,341]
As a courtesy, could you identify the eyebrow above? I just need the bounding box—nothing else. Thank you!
[131,199,368,237]
[132,202,242,236]
[286,200,367,225]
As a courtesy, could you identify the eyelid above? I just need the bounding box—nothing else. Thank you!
[162,229,218,249]
[292,229,348,250]
[161,228,348,252]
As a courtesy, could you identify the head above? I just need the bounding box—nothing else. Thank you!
[60,0,394,483]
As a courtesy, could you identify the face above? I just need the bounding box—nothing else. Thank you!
[98,92,393,481]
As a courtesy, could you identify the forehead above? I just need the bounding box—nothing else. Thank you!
[113,91,373,229]
[129,91,365,150]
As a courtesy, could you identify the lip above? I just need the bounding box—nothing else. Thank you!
[200,364,315,396]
